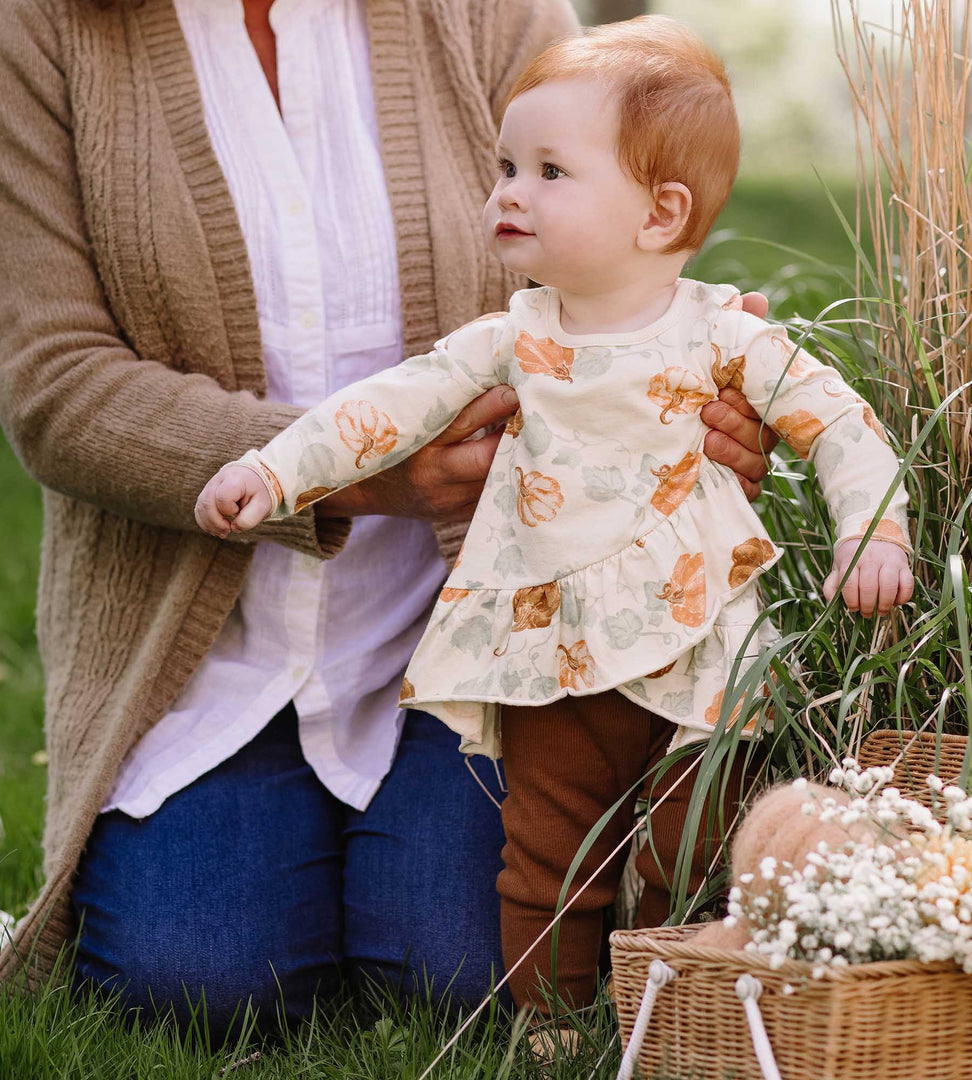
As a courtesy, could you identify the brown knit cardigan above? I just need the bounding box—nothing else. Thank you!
[0,0,579,984]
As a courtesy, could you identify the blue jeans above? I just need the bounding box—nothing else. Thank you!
[72,706,508,1037]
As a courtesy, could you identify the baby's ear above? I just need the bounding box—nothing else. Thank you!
[637,182,692,253]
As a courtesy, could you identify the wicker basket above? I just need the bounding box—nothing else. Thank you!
[610,730,972,1080]
[610,925,972,1080]
[858,729,969,815]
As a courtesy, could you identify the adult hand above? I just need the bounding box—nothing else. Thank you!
[701,290,778,501]
[315,385,519,521]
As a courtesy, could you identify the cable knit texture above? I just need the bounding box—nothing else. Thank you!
[0,0,579,984]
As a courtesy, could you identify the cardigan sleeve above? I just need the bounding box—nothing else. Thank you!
[0,1,348,559]
[243,314,510,517]
[727,314,911,555]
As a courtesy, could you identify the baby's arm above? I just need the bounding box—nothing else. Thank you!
[195,314,509,536]
[725,316,914,617]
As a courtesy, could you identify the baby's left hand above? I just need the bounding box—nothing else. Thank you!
[822,539,914,617]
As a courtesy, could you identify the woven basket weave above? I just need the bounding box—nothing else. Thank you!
[610,925,972,1080]
[610,730,972,1079]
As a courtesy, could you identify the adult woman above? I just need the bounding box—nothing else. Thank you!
[0,0,775,1036]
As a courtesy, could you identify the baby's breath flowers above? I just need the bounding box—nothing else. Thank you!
[724,760,972,975]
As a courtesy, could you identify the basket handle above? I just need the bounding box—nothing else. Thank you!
[614,966,784,1080]
[615,960,677,1080]
[735,974,783,1080]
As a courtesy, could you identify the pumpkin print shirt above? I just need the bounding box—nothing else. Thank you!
[238,280,910,758]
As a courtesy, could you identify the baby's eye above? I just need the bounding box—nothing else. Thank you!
[497,158,516,179]
[541,163,565,180]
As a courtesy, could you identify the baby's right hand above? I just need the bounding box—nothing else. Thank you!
[194,465,273,538]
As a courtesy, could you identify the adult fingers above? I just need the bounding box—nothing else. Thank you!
[702,427,769,486]
[734,471,763,504]
[707,389,779,454]
[740,291,769,320]
[429,385,519,446]
[432,427,505,485]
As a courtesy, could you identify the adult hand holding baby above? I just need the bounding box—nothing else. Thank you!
[195,291,774,537]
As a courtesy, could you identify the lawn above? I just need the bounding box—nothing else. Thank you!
[0,177,859,1077]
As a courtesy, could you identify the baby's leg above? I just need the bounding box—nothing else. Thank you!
[635,745,757,928]
[497,691,670,1013]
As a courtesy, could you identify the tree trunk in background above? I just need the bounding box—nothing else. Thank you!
[587,0,647,23]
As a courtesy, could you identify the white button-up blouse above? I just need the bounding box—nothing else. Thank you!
[103,0,447,816]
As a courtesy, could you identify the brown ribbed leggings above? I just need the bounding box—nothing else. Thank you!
[497,689,752,1012]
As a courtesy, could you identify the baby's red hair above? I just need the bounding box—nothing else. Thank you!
[507,15,740,253]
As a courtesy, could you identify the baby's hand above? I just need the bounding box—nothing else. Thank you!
[822,538,914,618]
[194,464,274,538]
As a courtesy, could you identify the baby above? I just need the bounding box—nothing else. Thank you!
[196,16,913,1013]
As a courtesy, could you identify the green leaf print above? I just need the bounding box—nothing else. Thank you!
[493,545,525,577]
[560,585,584,628]
[451,616,493,659]
[601,608,644,649]
[521,413,553,456]
[642,583,671,627]
[528,675,560,700]
[660,690,694,718]
[552,448,582,468]
[500,668,524,695]
[582,465,626,502]
[571,348,612,380]
[422,397,453,433]
[637,452,662,485]
[455,671,495,695]
[493,485,516,517]
[297,443,338,486]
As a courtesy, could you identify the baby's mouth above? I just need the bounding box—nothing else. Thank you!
[495,222,533,240]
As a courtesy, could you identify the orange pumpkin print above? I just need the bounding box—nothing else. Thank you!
[722,293,745,311]
[860,402,888,442]
[645,367,715,424]
[710,343,746,391]
[644,659,677,679]
[439,587,470,602]
[399,677,415,703]
[557,640,596,691]
[514,332,575,382]
[494,581,561,656]
[335,400,398,468]
[514,466,563,527]
[505,409,524,438]
[649,452,701,516]
[860,518,910,548]
[728,537,777,589]
[705,688,758,733]
[773,409,824,459]
[770,334,818,377]
[294,486,333,513]
[656,553,706,628]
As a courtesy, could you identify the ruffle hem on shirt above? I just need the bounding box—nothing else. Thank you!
[398,494,784,759]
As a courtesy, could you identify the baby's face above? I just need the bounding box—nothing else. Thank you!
[482,77,655,294]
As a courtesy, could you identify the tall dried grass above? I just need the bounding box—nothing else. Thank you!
[833,0,971,485]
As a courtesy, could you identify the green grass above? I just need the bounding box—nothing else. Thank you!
[2,173,947,1077]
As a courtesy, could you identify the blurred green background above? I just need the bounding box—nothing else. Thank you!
[0,0,876,918]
